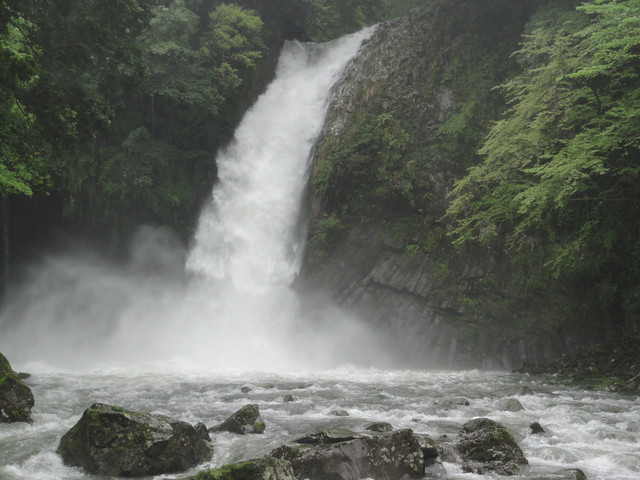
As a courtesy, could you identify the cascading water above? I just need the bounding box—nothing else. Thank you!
[0,27,378,372]
[186,36,371,289]
[1,28,639,480]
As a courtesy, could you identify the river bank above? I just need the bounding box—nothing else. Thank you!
[517,337,640,394]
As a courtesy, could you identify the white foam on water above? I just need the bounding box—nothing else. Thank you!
[0,27,377,373]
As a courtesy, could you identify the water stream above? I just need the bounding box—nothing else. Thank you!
[1,368,639,479]
[0,29,639,480]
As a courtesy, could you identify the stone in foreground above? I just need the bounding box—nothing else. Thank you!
[555,468,588,480]
[57,403,212,476]
[188,457,294,480]
[210,404,265,435]
[0,352,35,423]
[271,428,424,480]
[456,417,527,475]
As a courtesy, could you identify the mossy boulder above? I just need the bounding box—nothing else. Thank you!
[415,433,447,478]
[456,417,527,475]
[0,352,12,376]
[365,422,393,433]
[0,373,35,423]
[210,404,265,435]
[0,352,34,424]
[271,428,424,480]
[555,468,588,480]
[188,457,294,480]
[57,403,212,476]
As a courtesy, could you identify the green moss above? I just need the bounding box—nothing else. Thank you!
[0,373,28,390]
[0,352,12,376]
[192,461,257,480]
[253,421,265,434]
[552,372,638,395]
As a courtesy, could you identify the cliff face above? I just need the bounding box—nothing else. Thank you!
[300,0,580,369]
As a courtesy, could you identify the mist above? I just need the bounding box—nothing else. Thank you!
[0,28,396,374]
[0,226,396,372]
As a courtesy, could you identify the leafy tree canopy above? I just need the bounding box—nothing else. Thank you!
[448,0,640,317]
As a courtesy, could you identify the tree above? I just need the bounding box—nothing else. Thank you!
[201,2,265,94]
[0,15,49,197]
[447,0,640,324]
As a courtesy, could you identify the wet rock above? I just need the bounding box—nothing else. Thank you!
[498,398,525,412]
[518,338,640,392]
[329,409,350,416]
[271,428,424,480]
[210,404,265,435]
[365,421,393,433]
[529,422,545,434]
[520,386,534,395]
[0,352,34,424]
[415,434,447,478]
[0,352,11,376]
[436,396,470,409]
[187,457,295,480]
[240,386,252,394]
[295,429,361,445]
[194,422,211,440]
[57,403,212,476]
[456,417,528,475]
[415,434,439,461]
[554,468,588,479]
[0,374,35,423]
[282,394,295,403]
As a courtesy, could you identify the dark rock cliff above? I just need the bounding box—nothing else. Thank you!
[300,0,581,369]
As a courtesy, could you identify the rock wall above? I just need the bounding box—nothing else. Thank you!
[300,0,582,369]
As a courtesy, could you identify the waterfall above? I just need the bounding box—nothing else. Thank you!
[186,29,374,290]
[0,28,380,372]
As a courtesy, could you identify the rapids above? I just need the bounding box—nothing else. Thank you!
[1,367,639,479]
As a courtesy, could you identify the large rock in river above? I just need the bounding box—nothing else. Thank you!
[210,404,266,435]
[187,457,295,480]
[0,352,34,423]
[57,403,212,476]
[456,417,527,475]
[271,428,424,480]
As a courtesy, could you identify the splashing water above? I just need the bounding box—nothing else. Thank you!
[0,28,378,372]
[186,35,373,289]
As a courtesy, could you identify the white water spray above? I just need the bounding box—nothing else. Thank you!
[187,34,372,288]
[0,28,378,372]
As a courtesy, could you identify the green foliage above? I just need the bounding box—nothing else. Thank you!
[448,0,640,324]
[0,352,11,375]
[316,212,344,244]
[0,16,50,196]
[300,0,381,42]
[313,111,413,214]
[192,461,256,480]
[206,3,265,71]
[55,1,270,241]
[306,212,345,266]
[0,0,426,250]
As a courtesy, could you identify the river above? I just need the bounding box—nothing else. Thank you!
[1,366,639,479]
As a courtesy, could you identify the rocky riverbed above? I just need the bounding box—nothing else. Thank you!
[1,362,639,480]
[517,337,640,394]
